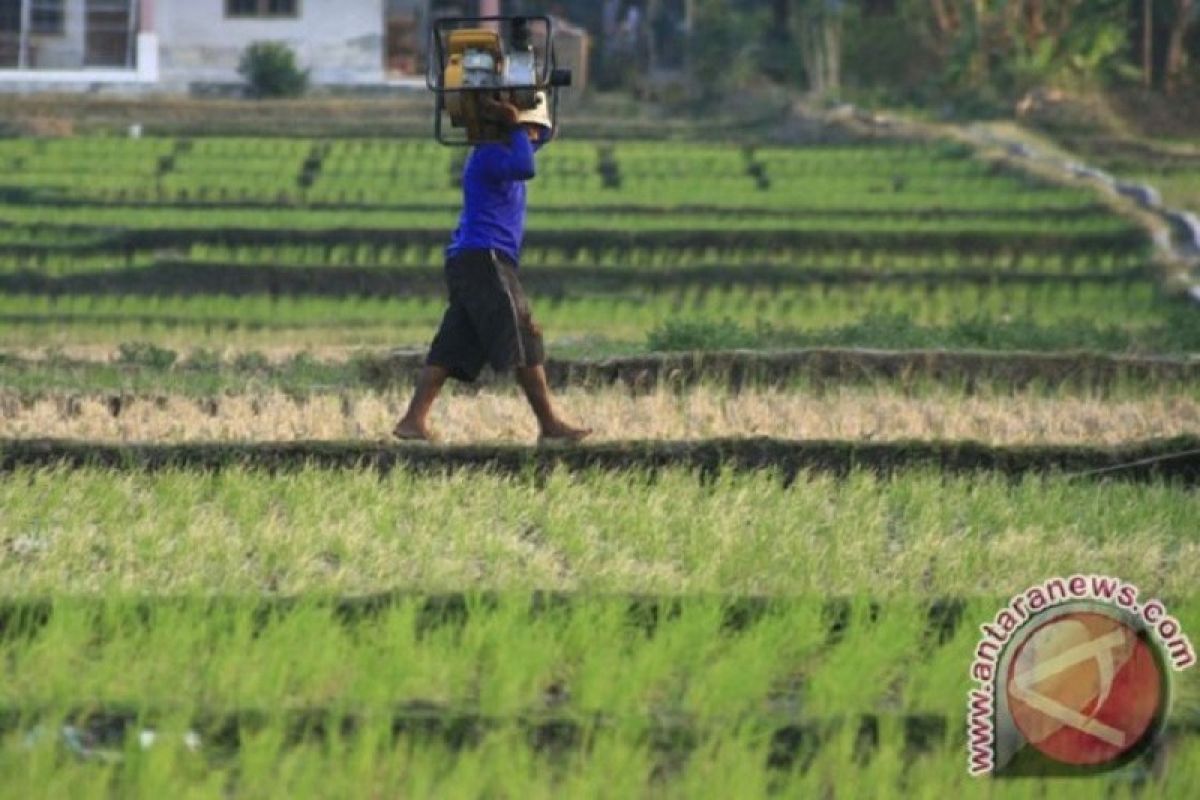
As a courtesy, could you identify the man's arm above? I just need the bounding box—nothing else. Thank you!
[476,99,536,182]
[477,128,536,182]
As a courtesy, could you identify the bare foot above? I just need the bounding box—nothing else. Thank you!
[393,418,435,442]
[538,421,592,444]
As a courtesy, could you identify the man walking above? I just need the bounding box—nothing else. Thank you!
[393,95,590,443]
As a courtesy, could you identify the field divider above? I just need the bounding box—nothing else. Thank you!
[113,227,1157,254]
[1061,135,1200,166]
[0,225,1149,255]
[0,262,1153,298]
[0,192,1118,220]
[362,347,1200,390]
[1,436,1197,484]
[2,347,1196,393]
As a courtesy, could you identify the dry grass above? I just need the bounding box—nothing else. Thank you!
[2,344,375,364]
[2,386,1197,445]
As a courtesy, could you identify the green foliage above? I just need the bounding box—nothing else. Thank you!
[688,0,770,103]
[232,350,271,372]
[647,310,1200,355]
[116,342,177,370]
[181,348,221,371]
[842,5,940,99]
[1158,303,1200,351]
[646,317,767,350]
[1001,0,1129,93]
[840,0,1132,114]
[679,0,1143,112]
[237,42,309,99]
[0,581,1195,793]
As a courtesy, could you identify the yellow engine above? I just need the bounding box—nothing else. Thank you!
[443,29,510,144]
[428,16,571,146]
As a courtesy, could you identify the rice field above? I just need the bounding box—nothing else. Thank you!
[0,137,1107,214]
[1,467,1196,598]
[7,707,1195,798]
[0,120,1196,794]
[0,468,1196,794]
[1065,136,1200,216]
[0,281,1184,355]
[2,385,1198,446]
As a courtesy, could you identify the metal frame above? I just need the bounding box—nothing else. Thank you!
[427,14,561,147]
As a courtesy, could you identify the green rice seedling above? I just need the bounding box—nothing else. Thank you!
[3,722,1188,798]
[0,467,1196,598]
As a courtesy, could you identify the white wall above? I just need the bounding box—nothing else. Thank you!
[157,0,386,86]
[27,0,88,70]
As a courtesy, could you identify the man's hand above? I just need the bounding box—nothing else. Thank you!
[480,96,521,128]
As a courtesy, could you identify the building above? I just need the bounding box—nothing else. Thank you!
[0,0,571,91]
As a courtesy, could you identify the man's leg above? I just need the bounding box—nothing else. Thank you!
[515,365,591,442]
[396,286,487,442]
[393,365,450,441]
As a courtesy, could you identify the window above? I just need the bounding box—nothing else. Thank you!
[32,0,65,35]
[227,0,299,17]
[0,0,19,35]
[0,0,66,36]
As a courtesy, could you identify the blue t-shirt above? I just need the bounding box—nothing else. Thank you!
[446,128,542,265]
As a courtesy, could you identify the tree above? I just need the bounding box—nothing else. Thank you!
[1165,0,1196,93]
[928,0,961,41]
[901,1,1124,96]
[687,0,769,102]
[794,0,846,97]
[1143,0,1154,87]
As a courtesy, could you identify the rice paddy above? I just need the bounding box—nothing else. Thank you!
[2,385,1198,446]
[0,110,1196,795]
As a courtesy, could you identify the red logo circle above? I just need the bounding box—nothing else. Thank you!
[1006,611,1164,766]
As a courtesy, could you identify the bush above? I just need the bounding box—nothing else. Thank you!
[645,312,1200,355]
[181,348,222,371]
[116,342,177,370]
[233,351,271,373]
[646,318,769,351]
[238,41,309,99]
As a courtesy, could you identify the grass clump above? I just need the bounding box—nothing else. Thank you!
[115,342,177,371]
[647,308,1200,354]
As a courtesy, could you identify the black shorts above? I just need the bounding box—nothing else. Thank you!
[426,248,546,383]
